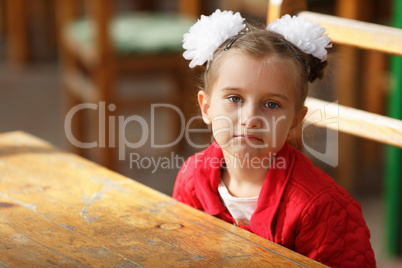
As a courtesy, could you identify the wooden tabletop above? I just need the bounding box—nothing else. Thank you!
[0,131,327,267]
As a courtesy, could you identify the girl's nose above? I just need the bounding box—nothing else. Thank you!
[241,104,263,129]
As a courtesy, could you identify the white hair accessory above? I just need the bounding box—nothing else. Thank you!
[267,14,332,61]
[182,9,246,68]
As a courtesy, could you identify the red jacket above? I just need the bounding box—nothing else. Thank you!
[173,142,376,267]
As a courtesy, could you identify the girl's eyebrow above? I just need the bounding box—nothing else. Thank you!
[267,93,289,102]
[220,86,241,92]
[220,87,289,102]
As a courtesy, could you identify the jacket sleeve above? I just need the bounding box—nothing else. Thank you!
[172,156,203,210]
[295,189,376,268]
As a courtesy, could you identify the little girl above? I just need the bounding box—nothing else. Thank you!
[173,10,375,267]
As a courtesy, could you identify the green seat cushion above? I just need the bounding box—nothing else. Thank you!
[67,12,195,55]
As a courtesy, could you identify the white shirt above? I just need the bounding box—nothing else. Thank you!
[218,180,259,226]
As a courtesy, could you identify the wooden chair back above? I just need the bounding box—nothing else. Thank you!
[267,0,402,147]
[266,0,402,256]
[56,0,201,169]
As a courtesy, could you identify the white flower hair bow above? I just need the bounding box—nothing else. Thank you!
[182,9,246,68]
[267,14,332,61]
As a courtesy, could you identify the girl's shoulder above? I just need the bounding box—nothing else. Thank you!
[287,145,351,202]
[175,142,222,185]
[173,143,223,210]
[178,142,224,176]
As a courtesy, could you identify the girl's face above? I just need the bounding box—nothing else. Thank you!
[198,51,306,160]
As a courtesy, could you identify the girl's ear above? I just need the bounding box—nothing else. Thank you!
[198,90,211,124]
[288,106,308,139]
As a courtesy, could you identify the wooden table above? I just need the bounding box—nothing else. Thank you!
[0,131,326,267]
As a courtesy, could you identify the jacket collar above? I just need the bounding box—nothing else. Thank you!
[193,142,226,215]
[193,142,295,239]
[252,142,295,240]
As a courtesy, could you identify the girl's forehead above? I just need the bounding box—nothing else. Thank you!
[216,52,297,85]
[213,50,295,76]
[223,50,292,68]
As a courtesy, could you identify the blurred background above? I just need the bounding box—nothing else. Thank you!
[0,0,401,266]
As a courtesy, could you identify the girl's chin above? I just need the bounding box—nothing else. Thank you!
[222,146,273,160]
[218,139,283,160]
[221,148,275,169]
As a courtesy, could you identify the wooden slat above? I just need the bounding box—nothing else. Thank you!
[118,53,185,73]
[64,70,99,102]
[331,0,362,191]
[299,11,402,56]
[267,0,307,24]
[179,0,201,18]
[6,0,28,67]
[62,31,99,69]
[361,50,387,165]
[305,97,402,148]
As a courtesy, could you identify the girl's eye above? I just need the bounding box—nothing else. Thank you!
[265,102,279,109]
[228,96,242,103]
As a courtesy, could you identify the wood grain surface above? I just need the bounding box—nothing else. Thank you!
[0,131,327,267]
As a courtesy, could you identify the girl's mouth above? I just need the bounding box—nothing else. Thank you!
[234,134,264,143]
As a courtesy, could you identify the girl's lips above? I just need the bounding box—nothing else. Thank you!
[235,134,264,142]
